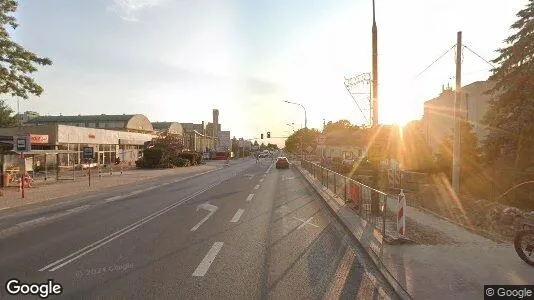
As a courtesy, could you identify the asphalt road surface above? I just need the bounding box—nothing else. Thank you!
[0,158,398,299]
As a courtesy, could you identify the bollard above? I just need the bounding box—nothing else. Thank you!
[110,165,113,176]
[397,189,406,236]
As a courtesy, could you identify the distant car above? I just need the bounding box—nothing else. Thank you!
[275,157,290,169]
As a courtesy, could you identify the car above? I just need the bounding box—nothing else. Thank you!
[275,157,290,169]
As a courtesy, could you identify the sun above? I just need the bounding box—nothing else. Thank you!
[380,102,420,127]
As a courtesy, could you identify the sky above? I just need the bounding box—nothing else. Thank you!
[9,0,528,145]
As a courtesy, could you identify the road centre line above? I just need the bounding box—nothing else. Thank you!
[259,178,264,182]
[192,242,224,277]
[39,181,222,272]
[230,209,245,223]
[246,194,255,202]
[254,184,260,190]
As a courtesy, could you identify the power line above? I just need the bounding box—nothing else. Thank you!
[463,44,496,69]
[344,84,370,125]
[414,45,456,79]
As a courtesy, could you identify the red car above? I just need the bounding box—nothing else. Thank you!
[275,157,290,169]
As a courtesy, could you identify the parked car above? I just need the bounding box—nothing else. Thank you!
[275,157,290,169]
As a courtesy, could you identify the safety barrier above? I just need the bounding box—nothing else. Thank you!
[300,159,406,240]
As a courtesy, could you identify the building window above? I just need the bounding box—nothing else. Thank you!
[88,123,96,128]
[98,122,105,128]
[78,122,85,127]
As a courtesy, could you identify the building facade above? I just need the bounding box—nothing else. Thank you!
[423,81,496,152]
[0,124,154,167]
[217,131,231,152]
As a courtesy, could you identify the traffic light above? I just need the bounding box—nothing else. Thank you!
[261,133,264,139]
[267,132,271,138]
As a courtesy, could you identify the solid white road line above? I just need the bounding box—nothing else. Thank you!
[254,184,260,190]
[39,182,221,272]
[192,242,224,277]
[325,250,355,299]
[265,163,273,174]
[246,194,255,202]
[230,209,244,223]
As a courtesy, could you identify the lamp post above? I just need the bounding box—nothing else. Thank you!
[284,101,307,129]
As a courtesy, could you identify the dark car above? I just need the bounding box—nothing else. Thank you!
[275,157,290,169]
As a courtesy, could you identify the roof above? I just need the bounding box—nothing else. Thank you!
[27,114,136,123]
[151,122,173,129]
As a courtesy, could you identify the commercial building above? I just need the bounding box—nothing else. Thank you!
[15,111,40,123]
[217,131,231,152]
[0,109,229,173]
[26,114,154,133]
[0,124,154,167]
[151,122,184,136]
[422,81,496,152]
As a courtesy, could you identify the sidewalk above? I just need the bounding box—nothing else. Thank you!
[296,164,534,300]
[0,165,217,212]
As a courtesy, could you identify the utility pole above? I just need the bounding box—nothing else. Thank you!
[452,31,462,194]
[371,0,378,128]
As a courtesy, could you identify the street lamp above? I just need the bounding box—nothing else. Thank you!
[284,100,307,129]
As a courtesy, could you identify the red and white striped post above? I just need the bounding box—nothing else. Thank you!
[397,189,406,236]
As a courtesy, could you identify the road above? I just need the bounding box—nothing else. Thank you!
[0,158,398,299]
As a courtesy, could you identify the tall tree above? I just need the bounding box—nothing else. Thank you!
[231,137,239,156]
[483,0,534,171]
[436,121,481,180]
[0,0,52,99]
[0,99,15,127]
[323,119,359,134]
[401,121,435,171]
[284,128,320,154]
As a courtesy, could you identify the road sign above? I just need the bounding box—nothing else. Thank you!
[83,146,94,160]
[15,135,30,152]
[317,135,326,145]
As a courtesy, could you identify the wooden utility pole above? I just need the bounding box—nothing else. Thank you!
[452,31,462,194]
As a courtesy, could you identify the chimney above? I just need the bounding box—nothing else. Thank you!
[212,109,219,147]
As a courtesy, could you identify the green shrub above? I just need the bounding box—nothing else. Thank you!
[177,152,198,165]
[142,148,164,168]
[176,158,190,167]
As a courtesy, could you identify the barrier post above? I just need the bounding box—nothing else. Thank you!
[397,189,406,236]
[334,172,337,196]
[20,152,24,199]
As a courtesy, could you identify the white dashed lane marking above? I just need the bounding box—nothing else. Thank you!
[230,209,245,223]
[192,242,224,277]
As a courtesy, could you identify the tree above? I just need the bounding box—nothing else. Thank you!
[231,137,239,157]
[284,128,320,154]
[0,0,52,99]
[323,119,359,134]
[0,99,15,127]
[266,143,278,150]
[482,0,534,171]
[401,121,436,171]
[436,120,481,180]
[253,140,259,146]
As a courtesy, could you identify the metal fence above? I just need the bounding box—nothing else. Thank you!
[300,159,400,241]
